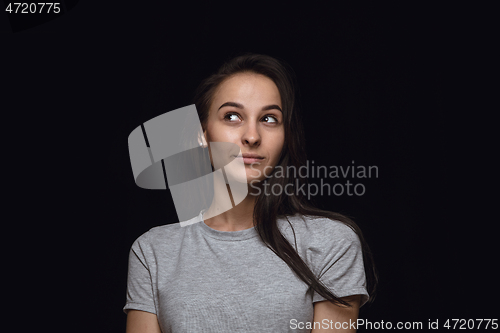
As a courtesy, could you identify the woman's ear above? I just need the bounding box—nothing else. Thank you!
[198,130,208,148]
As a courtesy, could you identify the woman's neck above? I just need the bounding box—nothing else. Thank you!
[203,182,260,232]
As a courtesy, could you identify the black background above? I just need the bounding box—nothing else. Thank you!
[2,2,496,332]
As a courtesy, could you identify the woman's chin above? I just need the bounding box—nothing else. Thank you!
[245,172,266,184]
[223,166,267,184]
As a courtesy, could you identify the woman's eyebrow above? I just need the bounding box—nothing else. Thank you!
[218,102,243,110]
[261,104,282,113]
[218,102,282,113]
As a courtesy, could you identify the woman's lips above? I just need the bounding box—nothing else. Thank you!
[234,153,265,165]
[241,157,263,164]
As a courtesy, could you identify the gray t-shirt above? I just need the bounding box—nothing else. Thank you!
[123,212,369,332]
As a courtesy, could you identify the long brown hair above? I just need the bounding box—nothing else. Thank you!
[192,53,377,307]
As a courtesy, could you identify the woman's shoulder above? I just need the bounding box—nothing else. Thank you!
[278,213,360,244]
[130,222,187,249]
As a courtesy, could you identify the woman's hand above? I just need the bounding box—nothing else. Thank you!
[311,295,361,332]
[126,310,162,333]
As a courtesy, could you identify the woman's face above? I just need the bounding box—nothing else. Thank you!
[203,72,285,184]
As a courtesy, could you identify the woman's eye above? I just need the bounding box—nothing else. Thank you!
[224,113,240,122]
[262,115,278,123]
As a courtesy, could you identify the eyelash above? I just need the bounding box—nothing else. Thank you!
[223,112,279,124]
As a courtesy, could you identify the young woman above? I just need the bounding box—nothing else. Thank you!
[124,54,377,332]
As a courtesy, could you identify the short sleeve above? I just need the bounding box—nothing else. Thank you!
[309,222,369,307]
[123,232,157,315]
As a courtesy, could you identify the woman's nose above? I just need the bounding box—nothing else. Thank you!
[241,123,261,146]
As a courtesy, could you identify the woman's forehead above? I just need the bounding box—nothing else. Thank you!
[212,73,282,106]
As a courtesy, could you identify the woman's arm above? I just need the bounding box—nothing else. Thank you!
[311,295,361,332]
[126,310,162,333]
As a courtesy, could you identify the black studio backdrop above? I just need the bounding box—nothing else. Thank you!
[2,2,496,332]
